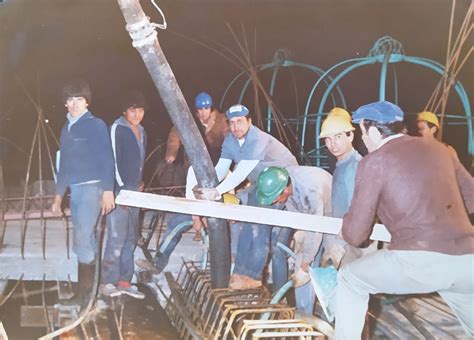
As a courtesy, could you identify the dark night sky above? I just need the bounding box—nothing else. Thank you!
[0,0,472,184]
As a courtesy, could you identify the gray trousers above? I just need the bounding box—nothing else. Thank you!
[335,249,474,339]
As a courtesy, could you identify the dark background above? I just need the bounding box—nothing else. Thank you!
[0,0,472,186]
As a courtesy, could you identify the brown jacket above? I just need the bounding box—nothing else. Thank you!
[342,135,473,255]
[165,109,229,165]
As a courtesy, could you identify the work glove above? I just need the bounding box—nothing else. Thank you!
[192,186,221,201]
[321,244,346,269]
[292,267,311,288]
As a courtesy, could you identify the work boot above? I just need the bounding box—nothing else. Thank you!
[61,262,96,310]
[229,273,262,290]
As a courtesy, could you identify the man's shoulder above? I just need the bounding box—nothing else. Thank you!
[288,165,332,181]
[212,111,230,131]
[82,112,107,127]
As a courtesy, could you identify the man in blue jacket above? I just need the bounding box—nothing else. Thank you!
[101,91,147,299]
[52,79,115,308]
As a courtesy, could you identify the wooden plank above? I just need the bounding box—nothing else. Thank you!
[116,190,391,242]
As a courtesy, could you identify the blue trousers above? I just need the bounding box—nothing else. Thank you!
[102,205,139,284]
[233,187,291,291]
[153,214,193,271]
[233,222,272,280]
[70,182,103,264]
[270,226,292,292]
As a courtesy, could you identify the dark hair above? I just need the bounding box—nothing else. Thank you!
[122,90,148,112]
[62,79,92,104]
[362,120,407,138]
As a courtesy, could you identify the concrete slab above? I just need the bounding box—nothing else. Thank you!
[0,218,76,281]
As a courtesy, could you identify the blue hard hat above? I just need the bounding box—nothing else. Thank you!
[352,101,404,124]
[226,104,249,119]
[195,92,213,109]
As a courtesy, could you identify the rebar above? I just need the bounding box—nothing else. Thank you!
[41,274,53,333]
[0,274,24,307]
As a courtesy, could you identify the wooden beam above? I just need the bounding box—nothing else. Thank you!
[116,190,391,242]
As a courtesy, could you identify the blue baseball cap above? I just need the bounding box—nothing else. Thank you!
[226,104,249,119]
[352,101,404,124]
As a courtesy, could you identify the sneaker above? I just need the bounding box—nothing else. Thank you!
[99,283,122,297]
[117,281,145,299]
[308,266,337,322]
[135,258,162,275]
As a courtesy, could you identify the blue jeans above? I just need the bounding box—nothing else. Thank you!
[270,227,291,292]
[295,270,317,315]
[153,214,193,271]
[102,205,139,284]
[233,222,273,280]
[230,222,244,258]
[70,182,103,264]
[233,188,289,287]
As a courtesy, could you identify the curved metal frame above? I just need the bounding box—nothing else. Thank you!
[305,52,472,166]
[219,54,347,135]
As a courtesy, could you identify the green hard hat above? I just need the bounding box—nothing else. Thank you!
[256,167,289,206]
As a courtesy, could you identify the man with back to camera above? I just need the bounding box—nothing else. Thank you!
[313,101,474,339]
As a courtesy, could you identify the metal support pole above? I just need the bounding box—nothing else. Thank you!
[116,0,230,288]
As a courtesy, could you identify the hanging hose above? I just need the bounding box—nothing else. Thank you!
[39,214,106,339]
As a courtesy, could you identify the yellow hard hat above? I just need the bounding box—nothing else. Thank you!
[223,193,240,205]
[417,111,439,128]
[328,107,351,122]
[319,113,355,138]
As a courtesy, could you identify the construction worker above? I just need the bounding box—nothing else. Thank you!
[100,91,147,299]
[286,108,365,316]
[254,166,332,306]
[190,104,298,289]
[165,92,228,165]
[319,108,363,266]
[320,101,474,339]
[51,79,115,309]
[417,110,459,159]
[165,92,229,241]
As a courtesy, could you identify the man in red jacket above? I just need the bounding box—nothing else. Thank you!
[329,101,473,339]
[164,92,229,240]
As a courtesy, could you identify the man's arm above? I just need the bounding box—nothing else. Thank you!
[165,126,181,164]
[341,156,383,246]
[185,158,232,199]
[189,159,259,200]
[93,119,115,214]
[454,155,474,214]
[214,159,259,195]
